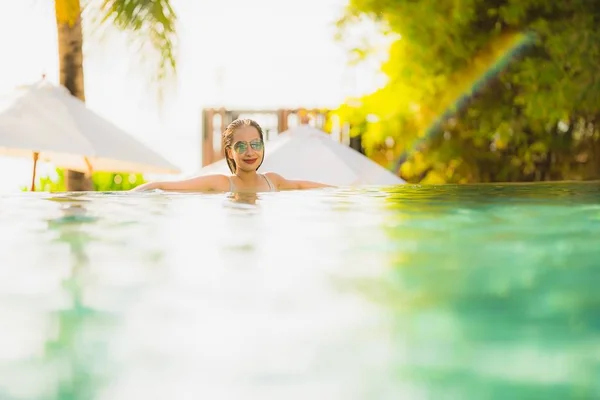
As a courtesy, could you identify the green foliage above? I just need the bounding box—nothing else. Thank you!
[22,168,146,192]
[336,0,600,183]
[92,170,146,191]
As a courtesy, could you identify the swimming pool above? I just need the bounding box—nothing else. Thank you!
[1,182,599,399]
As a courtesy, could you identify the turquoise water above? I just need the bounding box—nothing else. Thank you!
[1,182,599,399]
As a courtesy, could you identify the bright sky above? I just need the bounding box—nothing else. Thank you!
[0,0,388,192]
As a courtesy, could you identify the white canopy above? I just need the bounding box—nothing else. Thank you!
[199,125,404,186]
[0,80,180,175]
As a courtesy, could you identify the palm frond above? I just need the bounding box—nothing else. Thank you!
[91,0,178,88]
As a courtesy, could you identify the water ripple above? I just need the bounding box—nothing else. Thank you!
[0,182,599,399]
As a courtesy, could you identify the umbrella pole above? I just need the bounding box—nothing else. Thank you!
[83,157,93,174]
[83,157,94,191]
[30,152,39,192]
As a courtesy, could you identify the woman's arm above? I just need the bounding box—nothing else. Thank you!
[265,173,334,190]
[130,174,226,192]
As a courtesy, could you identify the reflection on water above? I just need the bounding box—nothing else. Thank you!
[0,182,599,399]
[227,192,259,205]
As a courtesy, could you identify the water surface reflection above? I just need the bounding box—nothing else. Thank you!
[0,183,598,399]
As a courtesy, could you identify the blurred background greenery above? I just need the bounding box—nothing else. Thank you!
[334,0,600,184]
[23,169,145,192]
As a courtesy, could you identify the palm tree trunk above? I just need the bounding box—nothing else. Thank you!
[55,0,93,191]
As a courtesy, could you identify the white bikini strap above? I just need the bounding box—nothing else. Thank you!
[262,174,275,191]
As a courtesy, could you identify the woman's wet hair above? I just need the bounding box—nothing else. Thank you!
[222,118,265,174]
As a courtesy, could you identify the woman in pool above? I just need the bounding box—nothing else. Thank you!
[131,118,332,192]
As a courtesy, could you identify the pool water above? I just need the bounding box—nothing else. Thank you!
[1,182,599,399]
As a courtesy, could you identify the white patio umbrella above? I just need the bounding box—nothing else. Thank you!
[199,125,405,186]
[0,80,180,190]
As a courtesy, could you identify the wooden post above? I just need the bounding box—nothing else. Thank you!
[202,109,214,167]
[215,108,227,162]
[277,109,289,133]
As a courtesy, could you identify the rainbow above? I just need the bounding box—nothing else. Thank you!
[393,31,537,174]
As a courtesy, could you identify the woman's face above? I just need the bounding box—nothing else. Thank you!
[228,126,264,173]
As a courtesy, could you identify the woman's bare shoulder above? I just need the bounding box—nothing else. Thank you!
[263,172,285,185]
[263,172,284,181]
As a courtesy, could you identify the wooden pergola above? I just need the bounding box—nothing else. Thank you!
[201,108,363,167]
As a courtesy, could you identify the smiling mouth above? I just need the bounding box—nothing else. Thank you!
[244,158,258,164]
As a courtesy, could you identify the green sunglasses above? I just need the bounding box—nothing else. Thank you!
[232,139,264,154]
